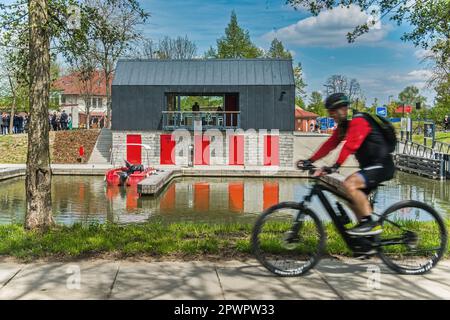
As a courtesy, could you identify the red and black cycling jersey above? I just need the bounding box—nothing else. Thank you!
[310,114,391,168]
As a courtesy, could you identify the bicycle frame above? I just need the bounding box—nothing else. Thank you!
[299,180,374,252]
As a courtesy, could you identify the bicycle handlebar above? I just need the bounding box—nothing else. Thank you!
[296,161,338,176]
[297,164,318,175]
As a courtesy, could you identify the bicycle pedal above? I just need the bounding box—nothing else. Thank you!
[353,249,377,259]
[353,254,371,260]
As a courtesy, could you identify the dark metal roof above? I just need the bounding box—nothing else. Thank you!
[112,59,294,86]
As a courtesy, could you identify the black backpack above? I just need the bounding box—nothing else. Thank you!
[357,112,397,153]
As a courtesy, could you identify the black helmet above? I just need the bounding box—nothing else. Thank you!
[325,93,350,110]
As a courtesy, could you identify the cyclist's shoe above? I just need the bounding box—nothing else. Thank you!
[347,220,382,236]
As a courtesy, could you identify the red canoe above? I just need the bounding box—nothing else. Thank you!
[105,166,155,186]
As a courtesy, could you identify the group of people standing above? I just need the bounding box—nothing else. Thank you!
[1,112,28,135]
[49,110,72,131]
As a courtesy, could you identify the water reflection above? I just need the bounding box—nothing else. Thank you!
[0,172,448,225]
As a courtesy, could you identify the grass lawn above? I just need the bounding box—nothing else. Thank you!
[412,131,450,145]
[0,134,28,163]
[0,130,99,164]
[0,221,448,261]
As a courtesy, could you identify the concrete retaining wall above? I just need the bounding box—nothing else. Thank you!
[112,130,295,168]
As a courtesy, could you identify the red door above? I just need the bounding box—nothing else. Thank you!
[160,134,175,165]
[127,134,142,164]
[229,135,244,165]
[264,135,280,166]
[194,135,210,165]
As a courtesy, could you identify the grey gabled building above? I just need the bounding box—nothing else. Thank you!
[111,59,295,131]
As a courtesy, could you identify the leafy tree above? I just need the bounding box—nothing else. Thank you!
[286,0,450,55]
[136,36,198,59]
[68,53,98,129]
[295,96,305,108]
[364,98,378,114]
[387,100,399,118]
[398,86,427,105]
[351,98,366,113]
[80,0,149,128]
[267,38,292,59]
[206,11,263,59]
[324,74,362,103]
[429,78,450,126]
[307,91,326,116]
[397,86,428,122]
[293,63,307,100]
[0,0,147,230]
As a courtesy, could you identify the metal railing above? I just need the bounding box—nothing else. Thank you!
[433,141,450,155]
[395,140,450,180]
[162,111,240,130]
[399,140,436,158]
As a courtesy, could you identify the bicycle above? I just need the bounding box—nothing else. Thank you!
[251,165,448,276]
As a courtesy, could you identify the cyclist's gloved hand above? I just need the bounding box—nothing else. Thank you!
[322,163,340,174]
[296,159,314,170]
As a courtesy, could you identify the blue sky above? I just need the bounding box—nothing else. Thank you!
[138,0,435,105]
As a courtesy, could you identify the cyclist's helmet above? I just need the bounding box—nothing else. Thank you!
[325,93,350,110]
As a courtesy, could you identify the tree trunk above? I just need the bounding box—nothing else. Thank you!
[7,75,16,135]
[85,96,91,129]
[105,71,111,129]
[25,0,54,231]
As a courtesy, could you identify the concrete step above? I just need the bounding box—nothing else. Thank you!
[88,128,113,164]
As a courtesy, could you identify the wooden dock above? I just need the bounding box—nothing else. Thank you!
[137,169,182,196]
[137,167,311,196]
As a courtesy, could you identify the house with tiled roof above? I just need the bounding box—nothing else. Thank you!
[52,70,113,128]
[295,106,319,132]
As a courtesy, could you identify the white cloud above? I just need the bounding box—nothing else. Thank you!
[263,5,390,47]
[390,69,433,83]
[414,49,431,60]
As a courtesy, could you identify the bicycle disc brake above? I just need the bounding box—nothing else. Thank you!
[405,231,419,249]
[282,214,305,250]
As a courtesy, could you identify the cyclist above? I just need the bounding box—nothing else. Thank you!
[297,93,396,236]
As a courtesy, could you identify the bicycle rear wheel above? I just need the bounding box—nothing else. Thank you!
[378,200,448,275]
[251,202,325,276]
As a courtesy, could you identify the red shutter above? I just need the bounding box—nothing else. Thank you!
[160,134,175,165]
[229,135,244,165]
[264,135,280,166]
[126,134,142,164]
[194,135,210,165]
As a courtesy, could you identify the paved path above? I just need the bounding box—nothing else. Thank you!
[1,258,449,300]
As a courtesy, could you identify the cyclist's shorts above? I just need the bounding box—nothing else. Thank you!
[358,161,395,194]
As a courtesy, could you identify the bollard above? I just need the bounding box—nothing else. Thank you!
[188,144,194,167]
[78,145,85,163]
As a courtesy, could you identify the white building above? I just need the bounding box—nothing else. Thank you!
[52,71,112,128]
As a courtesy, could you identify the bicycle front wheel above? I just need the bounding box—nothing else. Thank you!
[251,202,326,276]
[378,200,448,275]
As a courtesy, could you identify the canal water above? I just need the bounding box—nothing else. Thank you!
[0,172,448,225]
